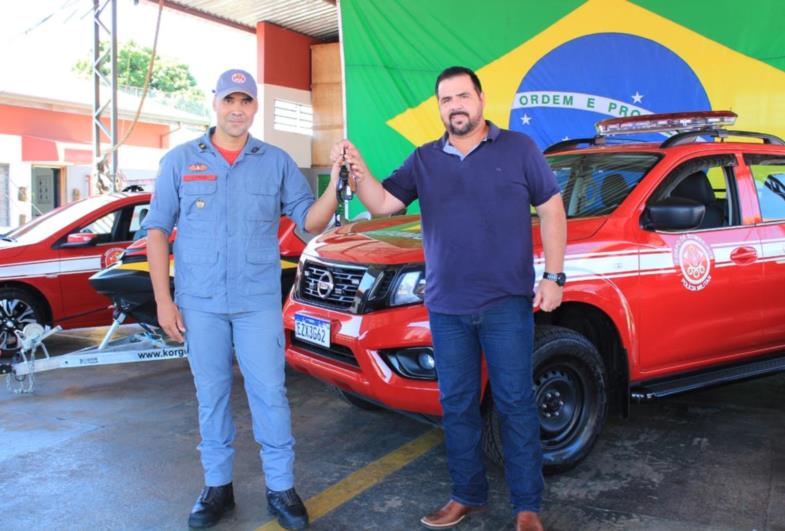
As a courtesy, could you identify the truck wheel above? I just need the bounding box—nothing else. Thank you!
[328,384,382,411]
[482,325,608,475]
[0,288,47,357]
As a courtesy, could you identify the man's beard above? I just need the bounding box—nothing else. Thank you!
[446,112,478,136]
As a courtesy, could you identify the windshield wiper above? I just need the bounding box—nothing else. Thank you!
[0,236,16,242]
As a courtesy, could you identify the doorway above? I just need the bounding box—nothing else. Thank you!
[31,167,61,217]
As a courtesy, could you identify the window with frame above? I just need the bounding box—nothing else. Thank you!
[273,99,313,136]
[129,204,150,240]
[545,152,660,218]
[744,154,785,222]
[79,211,118,244]
[647,154,740,230]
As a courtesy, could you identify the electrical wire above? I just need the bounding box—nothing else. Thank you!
[12,0,82,40]
[96,0,165,173]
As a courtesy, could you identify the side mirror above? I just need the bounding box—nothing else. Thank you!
[61,232,98,248]
[643,197,705,231]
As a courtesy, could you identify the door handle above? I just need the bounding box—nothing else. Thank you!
[730,246,758,265]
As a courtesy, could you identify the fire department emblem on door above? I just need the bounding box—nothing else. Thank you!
[673,234,714,291]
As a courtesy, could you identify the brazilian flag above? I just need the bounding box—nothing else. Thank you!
[340,0,785,214]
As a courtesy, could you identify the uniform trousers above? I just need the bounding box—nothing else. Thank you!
[181,307,294,491]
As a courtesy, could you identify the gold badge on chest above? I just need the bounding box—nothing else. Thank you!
[195,199,205,208]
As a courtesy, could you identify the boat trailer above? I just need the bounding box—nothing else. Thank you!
[0,313,186,394]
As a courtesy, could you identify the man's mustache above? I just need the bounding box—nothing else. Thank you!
[449,111,469,119]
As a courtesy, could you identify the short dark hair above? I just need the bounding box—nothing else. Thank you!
[434,66,483,97]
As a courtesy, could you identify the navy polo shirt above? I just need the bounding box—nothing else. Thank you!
[382,122,560,314]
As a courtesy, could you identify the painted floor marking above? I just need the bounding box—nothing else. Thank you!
[256,428,443,530]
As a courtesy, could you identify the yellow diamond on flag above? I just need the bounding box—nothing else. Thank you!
[386,0,785,147]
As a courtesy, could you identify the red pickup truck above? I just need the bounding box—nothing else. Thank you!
[282,111,785,473]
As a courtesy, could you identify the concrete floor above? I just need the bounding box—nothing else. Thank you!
[1,325,783,531]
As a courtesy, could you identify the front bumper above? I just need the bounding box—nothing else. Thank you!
[283,298,442,416]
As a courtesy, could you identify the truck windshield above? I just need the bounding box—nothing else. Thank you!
[546,152,661,218]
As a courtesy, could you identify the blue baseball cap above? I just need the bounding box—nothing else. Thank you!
[213,69,258,100]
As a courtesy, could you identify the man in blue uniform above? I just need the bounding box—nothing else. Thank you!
[143,69,340,530]
[332,66,566,531]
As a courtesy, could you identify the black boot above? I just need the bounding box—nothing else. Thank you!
[188,483,235,528]
[266,487,309,530]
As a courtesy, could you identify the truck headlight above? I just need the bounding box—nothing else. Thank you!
[390,268,426,306]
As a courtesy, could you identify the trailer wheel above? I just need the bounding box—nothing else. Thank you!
[482,325,608,474]
[0,288,47,357]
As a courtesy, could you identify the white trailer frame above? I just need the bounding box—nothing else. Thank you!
[1,313,186,394]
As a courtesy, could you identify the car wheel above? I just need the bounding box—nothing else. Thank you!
[482,325,608,475]
[327,384,382,411]
[0,288,47,356]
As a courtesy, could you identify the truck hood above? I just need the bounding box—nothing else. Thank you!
[305,214,607,265]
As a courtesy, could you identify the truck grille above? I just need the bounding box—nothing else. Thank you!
[299,260,366,310]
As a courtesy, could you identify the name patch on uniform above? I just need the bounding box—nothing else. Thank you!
[184,174,216,182]
[187,163,209,171]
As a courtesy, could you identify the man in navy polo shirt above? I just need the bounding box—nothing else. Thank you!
[331,66,566,531]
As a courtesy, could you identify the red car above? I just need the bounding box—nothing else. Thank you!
[89,217,307,328]
[283,111,785,473]
[0,192,151,353]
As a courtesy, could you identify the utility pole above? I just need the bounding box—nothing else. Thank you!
[92,0,119,194]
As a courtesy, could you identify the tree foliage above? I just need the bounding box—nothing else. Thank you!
[74,41,205,104]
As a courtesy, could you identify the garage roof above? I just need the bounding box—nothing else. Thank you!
[155,0,339,40]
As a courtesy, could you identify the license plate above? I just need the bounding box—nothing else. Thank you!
[294,314,330,348]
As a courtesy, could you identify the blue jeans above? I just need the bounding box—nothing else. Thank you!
[181,307,295,491]
[428,296,543,513]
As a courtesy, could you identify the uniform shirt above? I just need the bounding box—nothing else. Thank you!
[382,122,560,314]
[142,128,315,313]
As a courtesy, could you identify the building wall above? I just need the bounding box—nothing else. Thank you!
[0,134,31,230]
[0,104,171,148]
[0,105,204,231]
[257,22,316,92]
[259,84,312,169]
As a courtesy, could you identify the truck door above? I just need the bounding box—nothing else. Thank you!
[636,154,764,374]
[743,153,785,348]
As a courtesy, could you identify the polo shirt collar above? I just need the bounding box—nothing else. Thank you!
[438,120,500,147]
[439,120,499,160]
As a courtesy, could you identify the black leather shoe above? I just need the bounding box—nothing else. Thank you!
[188,483,235,528]
[266,487,309,530]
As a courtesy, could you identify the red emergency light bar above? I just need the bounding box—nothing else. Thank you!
[596,111,737,136]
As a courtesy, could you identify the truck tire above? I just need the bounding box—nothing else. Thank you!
[482,325,608,475]
[0,287,47,357]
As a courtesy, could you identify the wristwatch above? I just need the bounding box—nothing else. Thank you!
[542,271,567,287]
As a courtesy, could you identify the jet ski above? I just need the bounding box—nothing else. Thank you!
[89,218,307,327]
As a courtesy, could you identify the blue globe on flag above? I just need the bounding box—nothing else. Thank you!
[509,33,711,150]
